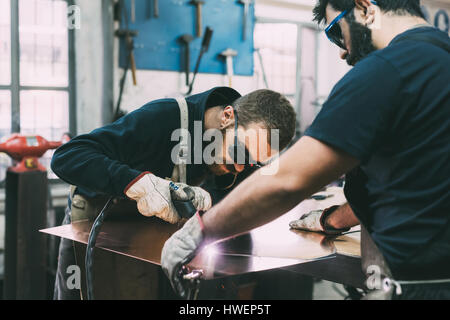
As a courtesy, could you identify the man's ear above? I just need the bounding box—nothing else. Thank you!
[355,0,372,11]
[355,0,380,29]
[220,106,235,129]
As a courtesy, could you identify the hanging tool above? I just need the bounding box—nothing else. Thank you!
[117,0,138,85]
[190,0,205,38]
[185,26,213,96]
[146,0,159,19]
[238,0,252,41]
[154,0,159,18]
[115,29,138,86]
[131,0,136,22]
[179,34,194,87]
[220,48,238,87]
[113,0,139,121]
[0,134,65,173]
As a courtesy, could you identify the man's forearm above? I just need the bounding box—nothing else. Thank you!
[324,202,360,230]
[202,136,359,243]
[202,169,307,243]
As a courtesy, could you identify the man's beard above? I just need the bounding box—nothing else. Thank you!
[346,12,377,66]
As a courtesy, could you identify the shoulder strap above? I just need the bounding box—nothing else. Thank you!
[394,33,450,53]
[172,97,189,184]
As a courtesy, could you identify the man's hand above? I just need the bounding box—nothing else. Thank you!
[161,212,205,298]
[289,206,350,235]
[170,183,212,213]
[125,172,212,224]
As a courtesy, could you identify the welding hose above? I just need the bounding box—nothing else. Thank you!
[85,196,115,300]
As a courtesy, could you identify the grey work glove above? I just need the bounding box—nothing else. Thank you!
[161,212,205,298]
[289,205,349,235]
[125,172,211,224]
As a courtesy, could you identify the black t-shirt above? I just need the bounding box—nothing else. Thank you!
[305,27,450,278]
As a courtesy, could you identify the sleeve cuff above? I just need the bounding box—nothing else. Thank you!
[123,171,151,196]
[320,205,350,235]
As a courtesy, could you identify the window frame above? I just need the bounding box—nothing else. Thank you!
[0,0,76,137]
[254,17,321,140]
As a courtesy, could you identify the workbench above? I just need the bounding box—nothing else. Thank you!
[41,187,366,299]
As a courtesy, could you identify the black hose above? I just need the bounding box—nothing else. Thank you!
[85,197,115,300]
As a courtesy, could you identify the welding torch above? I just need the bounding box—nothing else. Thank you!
[169,182,204,300]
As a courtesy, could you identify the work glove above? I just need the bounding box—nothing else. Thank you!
[289,205,349,235]
[124,172,212,224]
[161,211,205,298]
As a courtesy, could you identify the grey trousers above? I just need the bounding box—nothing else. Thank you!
[53,206,81,300]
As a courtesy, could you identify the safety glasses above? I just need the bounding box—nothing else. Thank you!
[228,110,263,170]
[325,1,377,50]
[325,10,350,50]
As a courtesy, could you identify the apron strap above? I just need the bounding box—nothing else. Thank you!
[172,97,189,184]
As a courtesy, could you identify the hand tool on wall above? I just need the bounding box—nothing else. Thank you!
[113,0,138,121]
[115,29,138,86]
[131,0,136,22]
[154,0,159,18]
[190,0,205,38]
[179,34,194,87]
[185,26,214,95]
[113,28,138,121]
[0,134,65,172]
[238,0,252,41]
[220,48,238,87]
[146,0,159,19]
[117,0,138,85]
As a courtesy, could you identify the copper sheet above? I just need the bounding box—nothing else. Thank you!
[334,227,362,257]
[41,187,360,279]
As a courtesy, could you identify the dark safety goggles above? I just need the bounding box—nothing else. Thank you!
[228,110,264,170]
[325,0,377,50]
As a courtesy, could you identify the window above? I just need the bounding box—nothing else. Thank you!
[0,0,73,182]
[254,19,351,138]
[254,23,298,106]
[254,21,319,138]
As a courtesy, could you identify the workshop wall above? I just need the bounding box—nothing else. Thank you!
[74,0,450,134]
[73,0,105,134]
[112,1,329,117]
[112,0,259,115]
[73,0,350,133]
[118,0,255,76]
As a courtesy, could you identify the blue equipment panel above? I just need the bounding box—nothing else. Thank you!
[119,0,255,76]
